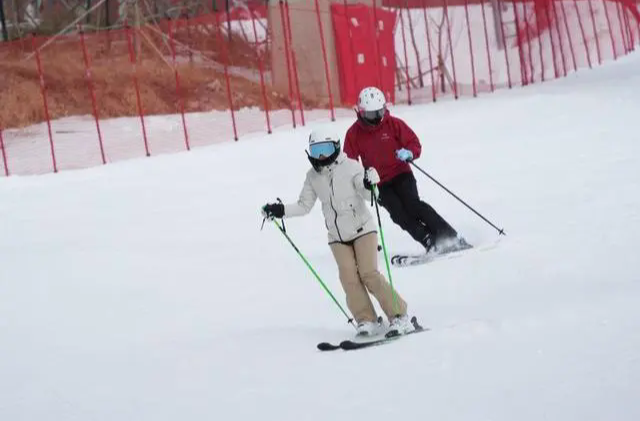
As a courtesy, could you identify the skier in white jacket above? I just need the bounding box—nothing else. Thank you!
[262,128,412,336]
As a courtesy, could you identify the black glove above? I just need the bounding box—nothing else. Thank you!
[262,203,285,219]
[363,177,373,191]
[363,168,380,191]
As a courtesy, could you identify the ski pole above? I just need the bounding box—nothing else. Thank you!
[409,161,506,236]
[269,218,356,328]
[371,186,399,315]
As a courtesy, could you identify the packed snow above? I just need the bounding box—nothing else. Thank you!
[1,50,639,421]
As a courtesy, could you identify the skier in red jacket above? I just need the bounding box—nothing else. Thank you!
[344,87,469,254]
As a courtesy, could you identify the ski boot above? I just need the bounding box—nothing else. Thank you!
[355,316,384,337]
[387,314,413,336]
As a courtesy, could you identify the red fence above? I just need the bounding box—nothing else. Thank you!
[0,0,639,176]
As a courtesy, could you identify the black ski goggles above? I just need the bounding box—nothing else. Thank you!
[359,109,385,122]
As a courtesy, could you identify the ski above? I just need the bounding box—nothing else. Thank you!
[317,342,341,351]
[317,317,426,352]
[391,252,445,267]
[340,317,426,351]
[391,238,501,268]
[317,316,385,351]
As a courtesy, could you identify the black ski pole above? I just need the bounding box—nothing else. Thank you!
[409,161,506,236]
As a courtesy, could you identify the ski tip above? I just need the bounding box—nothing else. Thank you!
[339,340,359,350]
[317,342,340,351]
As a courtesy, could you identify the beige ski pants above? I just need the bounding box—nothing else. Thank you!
[330,232,407,323]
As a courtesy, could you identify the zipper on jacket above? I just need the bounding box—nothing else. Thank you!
[329,175,344,242]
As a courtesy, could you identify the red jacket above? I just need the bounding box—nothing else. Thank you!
[343,111,422,184]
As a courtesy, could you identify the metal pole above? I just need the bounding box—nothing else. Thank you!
[0,0,8,42]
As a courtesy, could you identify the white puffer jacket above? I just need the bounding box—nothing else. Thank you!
[284,153,377,244]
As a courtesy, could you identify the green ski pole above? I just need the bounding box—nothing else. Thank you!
[270,218,356,328]
[371,186,398,315]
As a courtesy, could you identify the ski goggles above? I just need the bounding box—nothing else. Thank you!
[359,108,385,122]
[309,141,338,159]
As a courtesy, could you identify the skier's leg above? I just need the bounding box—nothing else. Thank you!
[377,178,430,244]
[396,172,458,242]
[330,242,377,323]
[352,233,407,319]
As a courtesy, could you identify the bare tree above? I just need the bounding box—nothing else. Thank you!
[405,4,424,88]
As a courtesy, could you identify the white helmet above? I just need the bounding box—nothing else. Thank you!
[357,87,387,126]
[307,127,341,172]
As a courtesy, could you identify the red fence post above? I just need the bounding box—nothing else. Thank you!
[637,5,640,46]
[625,7,635,49]
[521,2,535,83]
[250,6,274,132]
[125,24,151,156]
[543,2,560,78]
[168,20,191,151]
[558,2,577,72]
[0,127,9,177]
[586,0,603,64]
[551,0,568,76]
[498,0,513,88]
[214,12,239,141]
[614,2,629,53]
[463,0,477,96]
[623,7,634,50]
[443,0,458,98]
[574,0,593,69]
[284,0,305,126]
[278,0,297,128]
[533,3,546,81]
[372,0,385,92]
[31,34,57,173]
[480,1,495,91]
[406,4,424,89]
[528,5,537,83]
[422,1,437,101]
[79,26,107,164]
[601,0,619,59]
[511,0,527,85]
[399,9,412,104]
[314,0,336,121]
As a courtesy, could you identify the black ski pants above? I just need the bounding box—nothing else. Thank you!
[377,171,457,245]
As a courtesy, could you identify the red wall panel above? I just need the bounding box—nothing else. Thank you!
[331,4,397,105]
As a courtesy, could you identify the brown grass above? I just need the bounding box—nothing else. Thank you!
[0,25,314,130]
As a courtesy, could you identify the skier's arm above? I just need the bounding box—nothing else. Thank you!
[352,166,369,200]
[395,118,422,160]
[284,173,317,217]
[352,162,378,202]
[343,128,360,161]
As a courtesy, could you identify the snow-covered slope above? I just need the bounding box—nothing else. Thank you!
[1,52,639,421]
